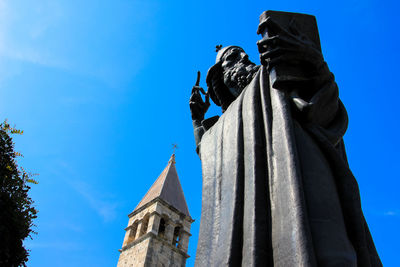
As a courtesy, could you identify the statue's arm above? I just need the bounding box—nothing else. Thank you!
[256,17,348,135]
[190,85,210,153]
[192,120,205,153]
[290,63,344,126]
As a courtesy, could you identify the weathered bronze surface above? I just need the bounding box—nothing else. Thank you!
[190,10,382,267]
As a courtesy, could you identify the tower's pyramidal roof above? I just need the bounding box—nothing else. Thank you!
[133,154,190,216]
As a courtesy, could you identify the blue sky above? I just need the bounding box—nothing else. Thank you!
[0,0,398,266]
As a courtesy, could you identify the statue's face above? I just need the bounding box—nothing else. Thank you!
[220,47,258,97]
[221,47,249,70]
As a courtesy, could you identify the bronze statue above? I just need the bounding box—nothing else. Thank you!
[190,11,381,267]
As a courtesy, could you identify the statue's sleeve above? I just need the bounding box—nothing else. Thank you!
[290,65,348,146]
[193,120,205,154]
[193,116,220,155]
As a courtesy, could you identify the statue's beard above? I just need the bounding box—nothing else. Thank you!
[223,61,260,97]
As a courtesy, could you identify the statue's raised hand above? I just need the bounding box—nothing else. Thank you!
[190,72,210,121]
[257,17,325,73]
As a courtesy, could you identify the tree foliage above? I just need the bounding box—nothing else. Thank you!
[0,120,38,267]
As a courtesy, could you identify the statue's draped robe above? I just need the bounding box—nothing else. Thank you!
[195,66,381,267]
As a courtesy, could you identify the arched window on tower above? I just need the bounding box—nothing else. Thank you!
[127,221,138,244]
[172,226,182,248]
[158,218,166,238]
[140,214,150,237]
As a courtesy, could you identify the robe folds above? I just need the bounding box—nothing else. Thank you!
[195,66,382,267]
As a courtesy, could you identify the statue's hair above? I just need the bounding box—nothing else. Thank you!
[206,63,235,112]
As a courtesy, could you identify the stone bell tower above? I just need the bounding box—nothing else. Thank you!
[117,154,194,267]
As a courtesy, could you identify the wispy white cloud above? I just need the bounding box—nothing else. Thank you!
[0,0,158,87]
[0,1,68,69]
[25,240,83,251]
[383,210,399,216]
[0,0,10,53]
[69,180,118,223]
[50,160,119,223]
[365,208,400,218]
[40,221,83,233]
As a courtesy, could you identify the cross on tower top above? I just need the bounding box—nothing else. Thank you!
[172,144,178,154]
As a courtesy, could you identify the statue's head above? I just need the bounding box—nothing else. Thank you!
[206,46,259,112]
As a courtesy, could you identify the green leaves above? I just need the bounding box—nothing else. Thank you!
[0,119,38,267]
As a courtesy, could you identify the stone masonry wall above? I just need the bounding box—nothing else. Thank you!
[117,238,150,267]
[117,200,193,267]
[145,237,186,267]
